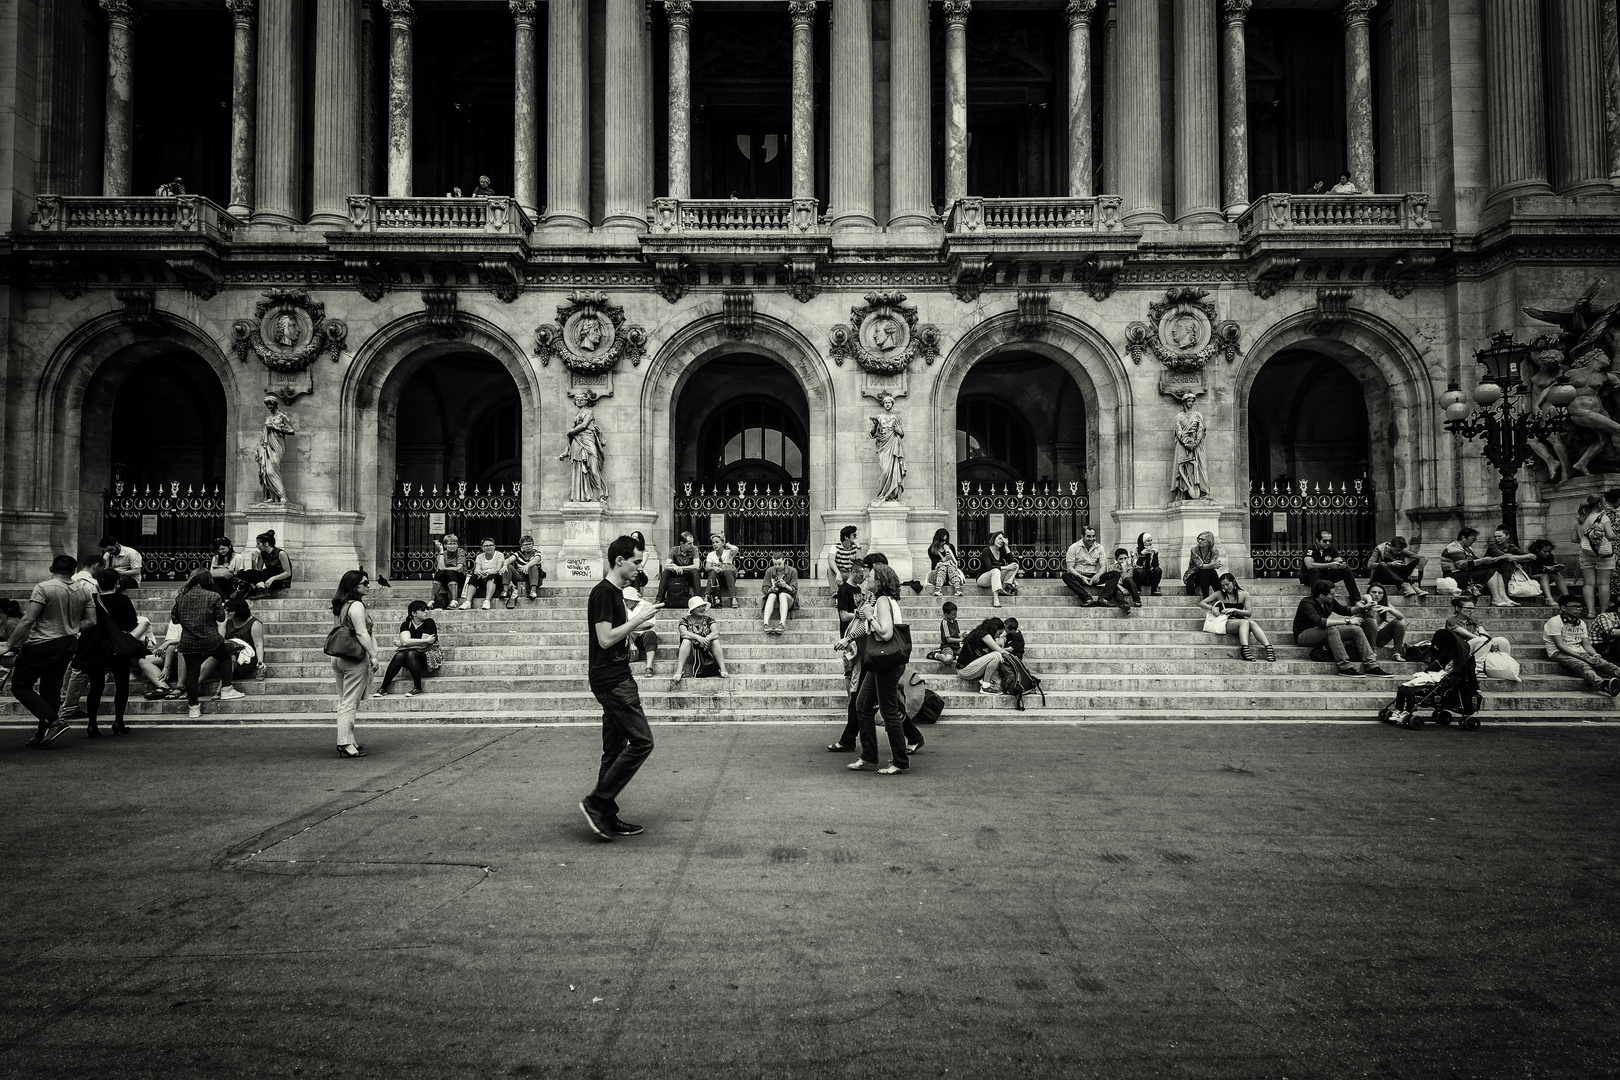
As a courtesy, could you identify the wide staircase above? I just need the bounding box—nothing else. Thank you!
[2,579,1614,724]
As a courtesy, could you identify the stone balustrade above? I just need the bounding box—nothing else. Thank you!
[948,195,1125,233]
[344,195,533,236]
[31,195,242,239]
[1238,192,1434,238]
[650,196,821,234]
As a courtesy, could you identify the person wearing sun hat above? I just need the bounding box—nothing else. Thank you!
[673,595,731,681]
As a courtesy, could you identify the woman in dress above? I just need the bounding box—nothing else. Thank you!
[1182,531,1224,596]
[927,528,966,596]
[254,396,295,504]
[869,393,906,502]
[1172,393,1209,500]
[560,393,608,502]
[1198,572,1276,662]
[977,531,1022,606]
[330,570,379,758]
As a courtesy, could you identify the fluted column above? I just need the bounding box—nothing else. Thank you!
[889,0,931,227]
[1065,0,1094,198]
[1220,0,1249,217]
[665,0,692,200]
[546,0,590,227]
[311,0,360,225]
[1101,0,1118,195]
[1341,0,1375,192]
[254,0,302,224]
[830,0,875,229]
[512,0,541,215]
[943,0,969,207]
[226,0,256,215]
[1118,0,1163,224]
[604,0,648,229]
[1174,0,1219,221]
[100,0,138,196]
[789,0,816,200]
[1548,0,1609,195]
[1484,0,1551,203]
[1604,0,1620,185]
[383,0,413,197]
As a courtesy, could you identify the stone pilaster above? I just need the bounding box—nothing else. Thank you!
[1341,0,1376,193]
[513,0,541,216]
[383,0,413,198]
[1065,0,1095,198]
[310,0,360,226]
[100,0,138,197]
[1118,0,1163,224]
[547,0,590,228]
[789,0,816,201]
[1174,0,1218,222]
[603,0,648,229]
[1220,0,1249,218]
[943,0,969,208]
[254,0,303,224]
[830,0,875,229]
[1604,0,1620,185]
[1101,0,1118,195]
[889,0,931,228]
[1548,0,1609,195]
[1484,0,1551,203]
[226,0,256,216]
[665,0,692,200]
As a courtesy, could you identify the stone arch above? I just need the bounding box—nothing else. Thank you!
[339,312,542,573]
[29,309,242,559]
[932,310,1136,530]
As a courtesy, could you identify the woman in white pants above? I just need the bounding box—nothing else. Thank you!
[976,532,1022,606]
[330,570,379,758]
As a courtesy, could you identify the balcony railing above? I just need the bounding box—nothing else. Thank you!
[650,197,821,234]
[948,195,1124,233]
[30,195,242,239]
[1238,192,1433,238]
[344,195,532,235]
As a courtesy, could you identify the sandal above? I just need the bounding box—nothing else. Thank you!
[1239,645,1256,662]
[1264,645,1278,662]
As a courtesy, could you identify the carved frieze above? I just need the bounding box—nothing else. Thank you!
[828,292,940,374]
[229,289,347,371]
[533,291,648,375]
[1123,288,1240,372]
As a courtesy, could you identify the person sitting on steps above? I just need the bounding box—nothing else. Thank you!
[656,530,702,604]
[955,615,1014,695]
[977,532,1022,607]
[504,535,546,604]
[1182,531,1225,597]
[1483,525,1537,607]
[1443,594,1514,663]
[1359,583,1409,662]
[1366,535,1427,597]
[674,595,731,679]
[1110,548,1143,609]
[434,535,471,609]
[1063,527,1126,613]
[1292,578,1392,679]
[1527,538,1570,604]
[704,533,740,608]
[927,528,967,597]
[1200,572,1277,662]
[623,571,659,677]
[1299,529,1362,604]
[1133,533,1163,596]
[1542,594,1620,696]
[1441,527,1511,605]
[1002,616,1026,660]
[373,600,439,698]
[468,538,507,610]
[760,555,798,635]
[927,600,961,665]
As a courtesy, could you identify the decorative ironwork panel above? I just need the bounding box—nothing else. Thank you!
[1247,479,1376,578]
[390,481,523,579]
[673,481,812,577]
[101,481,226,581]
[956,480,1091,578]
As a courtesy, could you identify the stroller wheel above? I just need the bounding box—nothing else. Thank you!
[1432,710,1453,726]
[1403,710,1425,730]
[1377,704,1396,725]
[1460,715,1481,731]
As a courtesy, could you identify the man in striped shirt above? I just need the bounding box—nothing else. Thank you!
[828,525,863,590]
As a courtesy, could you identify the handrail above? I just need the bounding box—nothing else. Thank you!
[344,195,533,235]
[1238,192,1434,238]
[650,197,821,234]
[948,195,1124,233]
[31,195,242,239]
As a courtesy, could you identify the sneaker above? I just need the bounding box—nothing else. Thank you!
[979,683,1001,694]
[187,705,202,719]
[1605,678,1620,698]
[403,688,423,697]
[217,687,246,700]
[905,742,922,753]
[846,758,874,770]
[878,764,908,775]
[371,689,391,698]
[42,720,71,745]
[579,800,614,842]
[24,732,45,748]
[826,743,855,752]
[1337,664,1366,678]
[1362,664,1394,678]
[1391,652,1407,663]
[609,819,644,836]
[481,600,492,610]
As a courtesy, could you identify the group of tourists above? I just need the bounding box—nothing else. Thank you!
[1061,527,1164,613]
[431,534,547,609]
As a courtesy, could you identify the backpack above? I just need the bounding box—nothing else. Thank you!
[999,655,1046,711]
[901,670,944,724]
[911,688,945,724]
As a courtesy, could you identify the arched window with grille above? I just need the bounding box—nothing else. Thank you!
[699,398,807,487]
[956,397,1033,487]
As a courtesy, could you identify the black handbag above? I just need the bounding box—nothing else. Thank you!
[323,611,367,661]
[96,596,149,659]
[862,622,912,671]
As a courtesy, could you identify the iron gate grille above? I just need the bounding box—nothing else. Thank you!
[1248,480,1375,578]
[673,481,811,577]
[102,482,225,581]
[390,481,523,579]
[957,481,1091,578]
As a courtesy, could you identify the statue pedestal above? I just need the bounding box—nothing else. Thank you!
[235,503,364,584]
[864,502,917,580]
[1161,500,1227,583]
[556,501,607,582]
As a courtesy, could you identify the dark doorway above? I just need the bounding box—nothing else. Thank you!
[131,11,233,202]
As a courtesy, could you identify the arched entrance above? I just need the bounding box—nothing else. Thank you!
[954,350,1091,577]
[671,353,812,575]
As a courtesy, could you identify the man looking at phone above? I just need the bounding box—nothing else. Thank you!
[580,535,663,843]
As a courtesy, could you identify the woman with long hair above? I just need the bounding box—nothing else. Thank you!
[330,570,379,758]
[977,531,1022,606]
[1182,532,1223,596]
[1577,494,1615,613]
[927,528,966,597]
[846,563,912,775]
[1361,582,1408,662]
[955,615,1013,694]
[1198,572,1276,662]
[170,569,244,719]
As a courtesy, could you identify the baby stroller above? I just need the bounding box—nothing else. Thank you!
[1378,627,1484,731]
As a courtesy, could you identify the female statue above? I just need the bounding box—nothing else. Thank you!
[254,396,295,504]
[1172,392,1209,501]
[869,392,906,502]
[559,389,608,502]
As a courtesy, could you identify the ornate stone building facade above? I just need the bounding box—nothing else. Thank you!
[0,0,1617,583]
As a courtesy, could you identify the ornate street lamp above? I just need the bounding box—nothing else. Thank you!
[1442,330,1576,537]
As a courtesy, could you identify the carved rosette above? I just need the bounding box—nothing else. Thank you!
[1123,288,1241,372]
[828,292,941,374]
[229,289,348,372]
[533,291,648,375]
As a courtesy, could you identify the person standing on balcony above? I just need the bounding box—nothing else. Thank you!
[1300,529,1362,604]
[1330,171,1359,194]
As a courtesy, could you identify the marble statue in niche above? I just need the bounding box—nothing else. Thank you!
[255,395,296,504]
[1171,392,1209,501]
[559,388,608,503]
[869,392,906,502]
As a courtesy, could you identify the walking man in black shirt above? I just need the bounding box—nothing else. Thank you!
[580,535,663,842]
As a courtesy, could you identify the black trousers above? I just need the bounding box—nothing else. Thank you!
[86,656,132,726]
[851,665,914,769]
[1302,566,1362,603]
[382,648,428,692]
[11,636,76,727]
[587,678,654,820]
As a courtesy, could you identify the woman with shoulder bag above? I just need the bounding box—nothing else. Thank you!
[85,568,147,735]
[847,564,913,775]
[328,570,379,758]
[1576,494,1616,614]
[1199,572,1276,662]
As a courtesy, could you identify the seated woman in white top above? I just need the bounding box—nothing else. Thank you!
[467,538,507,610]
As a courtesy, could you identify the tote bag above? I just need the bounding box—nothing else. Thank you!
[323,610,367,662]
[1201,612,1229,635]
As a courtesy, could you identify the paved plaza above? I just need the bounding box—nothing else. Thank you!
[2,720,1617,1079]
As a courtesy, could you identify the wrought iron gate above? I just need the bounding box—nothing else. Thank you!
[1248,479,1375,578]
[957,480,1090,578]
[389,481,522,580]
[673,480,811,576]
[101,481,225,581]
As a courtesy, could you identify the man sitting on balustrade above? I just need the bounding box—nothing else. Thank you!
[1299,530,1362,604]
[1366,536,1427,597]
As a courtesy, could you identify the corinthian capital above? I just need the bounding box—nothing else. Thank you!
[510,0,539,22]
[787,0,816,27]
[100,0,140,23]
[1221,0,1251,24]
[665,0,693,24]
[1340,0,1376,28]
[224,0,255,22]
[942,0,970,27]
[1065,0,1096,27]
[381,0,413,26]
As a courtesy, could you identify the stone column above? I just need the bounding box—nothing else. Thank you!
[547,0,590,228]
[311,0,360,226]
[1220,0,1249,218]
[383,0,413,198]
[1548,0,1609,195]
[1174,0,1219,221]
[1065,0,1095,198]
[789,0,816,201]
[1484,0,1551,202]
[1341,0,1376,192]
[665,0,692,200]
[604,0,648,229]
[1101,0,1118,194]
[226,0,256,216]
[254,0,303,224]
[512,0,541,216]
[830,0,875,229]
[1604,0,1620,185]
[100,0,138,196]
[943,0,969,208]
[1118,0,1163,224]
[889,0,931,228]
